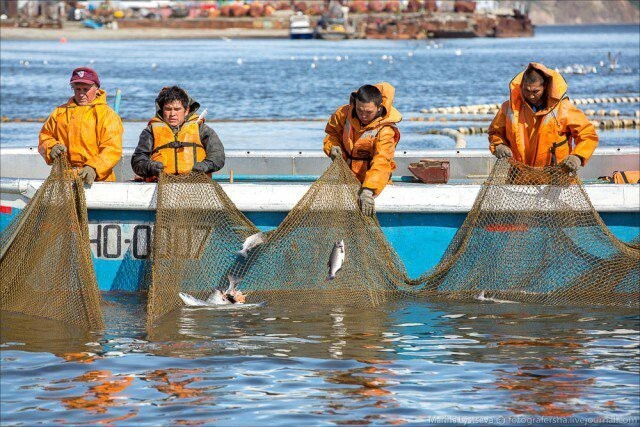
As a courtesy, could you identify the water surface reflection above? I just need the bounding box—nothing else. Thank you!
[1,297,638,425]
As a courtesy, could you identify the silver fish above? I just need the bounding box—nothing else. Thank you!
[223,275,247,303]
[179,276,241,307]
[476,290,518,304]
[205,289,231,305]
[224,275,242,295]
[179,292,216,307]
[326,240,345,281]
[238,232,265,258]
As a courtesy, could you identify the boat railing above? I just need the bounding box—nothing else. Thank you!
[0,147,638,182]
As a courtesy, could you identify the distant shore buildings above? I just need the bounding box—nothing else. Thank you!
[0,1,557,38]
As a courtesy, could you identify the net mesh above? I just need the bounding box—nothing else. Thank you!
[0,157,104,330]
[146,158,639,326]
[146,173,259,326]
[411,159,639,307]
[237,158,407,307]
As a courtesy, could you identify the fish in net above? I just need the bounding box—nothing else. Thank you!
[411,159,639,308]
[235,157,409,307]
[146,172,260,327]
[146,157,639,327]
[0,157,104,330]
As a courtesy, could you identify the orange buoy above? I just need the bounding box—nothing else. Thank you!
[59,37,67,43]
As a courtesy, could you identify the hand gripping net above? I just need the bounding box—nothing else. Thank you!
[0,157,104,330]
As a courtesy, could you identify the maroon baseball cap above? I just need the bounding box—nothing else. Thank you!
[70,67,100,87]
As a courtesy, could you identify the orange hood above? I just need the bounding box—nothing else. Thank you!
[509,62,568,114]
[349,82,402,128]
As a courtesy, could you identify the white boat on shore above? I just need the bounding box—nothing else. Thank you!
[289,12,314,40]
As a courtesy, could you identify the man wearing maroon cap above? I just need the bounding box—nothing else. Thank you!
[38,67,123,184]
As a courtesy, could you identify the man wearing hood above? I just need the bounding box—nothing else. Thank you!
[489,63,598,171]
[323,82,402,217]
[38,67,123,184]
[131,86,225,179]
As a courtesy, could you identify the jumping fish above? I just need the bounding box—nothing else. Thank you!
[223,275,246,303]
[326,240,345,281]
[205,289,231,305]
[179,276,244,307]
[238,232,265,258]
[476,290,518,304]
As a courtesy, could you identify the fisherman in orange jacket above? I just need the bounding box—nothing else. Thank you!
[39,67,123,184]
[488,63,598,172]
[131,86,225,179]
[323,82,402,217]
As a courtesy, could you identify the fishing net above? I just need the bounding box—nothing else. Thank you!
[0,157,104,330]
[237,158,408,307]
[627,234,640,250]
[146,157,639,326]
[412,159,639,308]
[146,173,260,327]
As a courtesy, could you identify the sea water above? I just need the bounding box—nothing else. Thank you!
[1,25,639,426]
[1,297,639,426]
[0,25,638,149]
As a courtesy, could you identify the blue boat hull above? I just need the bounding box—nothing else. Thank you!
[2,207,638,292]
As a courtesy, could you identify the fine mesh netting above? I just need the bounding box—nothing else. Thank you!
[146,172,260,326]
[627,235,640,250]
[0,157,104,330]
[236,157,408,307]
[411,159,639,307]
[146,157,638,326]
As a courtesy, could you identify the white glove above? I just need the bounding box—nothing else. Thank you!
[358,188,375,217]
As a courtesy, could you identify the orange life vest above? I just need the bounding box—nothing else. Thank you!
[342,118,400,183]
[149,116,205,175]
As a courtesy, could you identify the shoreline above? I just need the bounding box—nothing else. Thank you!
[0,25,288,40]
[2,23,635,41]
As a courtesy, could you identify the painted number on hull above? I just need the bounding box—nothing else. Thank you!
[88,223,153,260]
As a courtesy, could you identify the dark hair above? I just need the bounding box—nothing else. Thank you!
[156,86,189,110]
[354,84,383,106]
[522,68,546,86]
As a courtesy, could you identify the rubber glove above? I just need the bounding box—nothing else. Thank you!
[49,144,67,159]
[561,154,582,172]
[191,161,209,173]
[358,188,375,217]
[149,161,165,176]
[330,146,342,160]
[494,144,513,159]
[78,166,97,185]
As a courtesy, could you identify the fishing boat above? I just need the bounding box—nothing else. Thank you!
[1,147,638,291]
[315,24,355,40]
[289,12,314,40]
[314,20,356,40]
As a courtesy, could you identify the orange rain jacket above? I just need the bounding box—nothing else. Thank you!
[323,82,402,196]
[39,89,124,181]
[488,63,598,167]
